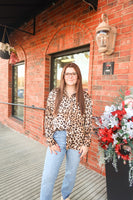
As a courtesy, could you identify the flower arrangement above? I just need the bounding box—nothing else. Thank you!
[95,88,133,186]
[0,42,19,64]
[0,27,19,62]
[0,42,11,59]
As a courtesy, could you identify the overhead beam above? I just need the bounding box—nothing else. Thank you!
[0,16,36,36]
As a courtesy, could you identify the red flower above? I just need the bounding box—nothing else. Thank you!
[123,139,127,144]
[99,118,102,124]
[111,106,126,121]
[125,90,131,96]
[98,128,114,149]
[112,125,121,131]
[99,143,107,150]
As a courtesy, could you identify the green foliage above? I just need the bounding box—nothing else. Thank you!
[112,88,125,107]
[128,141,133,149]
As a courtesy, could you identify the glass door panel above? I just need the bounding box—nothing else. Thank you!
[12,62,25,120]
[53,51,90,91]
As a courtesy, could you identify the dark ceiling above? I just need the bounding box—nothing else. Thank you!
[0,0,58,42]
[0,0,98,43]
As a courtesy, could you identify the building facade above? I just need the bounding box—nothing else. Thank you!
[0,0,133,175]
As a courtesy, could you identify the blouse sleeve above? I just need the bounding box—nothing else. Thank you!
[83,93,92,147]
[44,90,57,146]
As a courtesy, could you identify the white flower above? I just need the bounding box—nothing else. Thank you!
[99,105,118,129]
[108,115,119,128]
[104,106,111,112]
[125,98,133,109]
[122,125,127,131]
[112,133,119,145]
[126,121,133,138]
[105,105,116,113]
[118,103,123,110]
[0,42,11,53]
[123,136,127,140]
[125,107,133,119]
[127,121,133,129]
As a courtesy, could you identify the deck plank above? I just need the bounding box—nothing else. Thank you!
[0,123,107,200]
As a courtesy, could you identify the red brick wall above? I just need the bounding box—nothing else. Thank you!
[0,0,133,175]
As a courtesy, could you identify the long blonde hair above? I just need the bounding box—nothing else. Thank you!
[54,63,85,115]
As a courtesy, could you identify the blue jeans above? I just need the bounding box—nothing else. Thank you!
[40,130,80,200]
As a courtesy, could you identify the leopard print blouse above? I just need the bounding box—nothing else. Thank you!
[45,88,92,151]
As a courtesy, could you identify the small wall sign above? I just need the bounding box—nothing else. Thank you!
[103,62,114,75]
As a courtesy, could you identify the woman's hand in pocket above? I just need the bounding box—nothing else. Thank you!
[79,146,89,158]
[49,144,61,155]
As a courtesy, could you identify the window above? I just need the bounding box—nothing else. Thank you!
[51,46,90,91]
[12,62,25,121]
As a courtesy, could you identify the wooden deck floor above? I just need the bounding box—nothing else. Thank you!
[0,123,107,200]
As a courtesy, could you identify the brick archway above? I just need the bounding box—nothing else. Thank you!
[44,21,95,106]
[14,45,26,61]
[45,21,94,55]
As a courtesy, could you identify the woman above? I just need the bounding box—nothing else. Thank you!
[40,63,92,200]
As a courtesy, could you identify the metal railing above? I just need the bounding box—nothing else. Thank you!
[0,101,46,110]
[0,101,99,133]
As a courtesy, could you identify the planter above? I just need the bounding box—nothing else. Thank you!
[105,158,133,200]
[0,42,10,59]
[0,50,10,59]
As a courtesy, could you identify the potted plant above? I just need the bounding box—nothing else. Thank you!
[95,88,133,200]
[0,27,19,64]
[0,42,10,59]
[0,27,11,59]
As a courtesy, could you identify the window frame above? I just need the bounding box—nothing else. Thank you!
[12,61,25,121]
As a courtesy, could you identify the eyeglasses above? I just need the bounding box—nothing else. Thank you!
[64,72,77,77]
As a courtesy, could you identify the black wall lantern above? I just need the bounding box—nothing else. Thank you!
[82,0,98,11]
